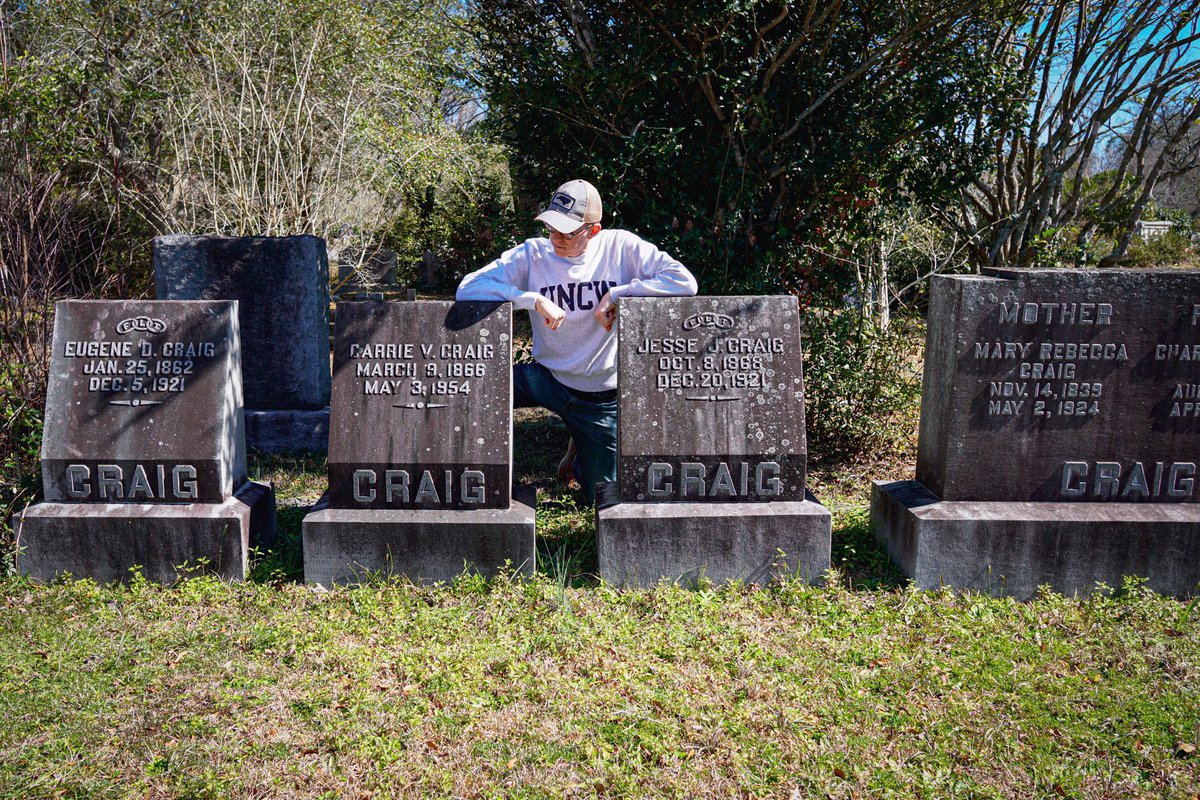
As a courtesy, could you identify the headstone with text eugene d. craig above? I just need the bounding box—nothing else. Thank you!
[13,300,275,583]
[154,234,331,453]
[596,296,831,587]
[872,268,1200,598]
[302,300,535,585]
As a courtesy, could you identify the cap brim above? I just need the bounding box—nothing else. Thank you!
[536,209,584,233]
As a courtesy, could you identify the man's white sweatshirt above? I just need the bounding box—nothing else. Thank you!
[456,230,698,392]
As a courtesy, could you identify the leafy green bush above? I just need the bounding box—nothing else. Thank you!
[802,310,923,463]
[1121,230,1194,267]
[383,154,529,290]
[1146,204,1196,233]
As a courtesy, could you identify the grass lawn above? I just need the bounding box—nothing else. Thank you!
[2,434,1199,799]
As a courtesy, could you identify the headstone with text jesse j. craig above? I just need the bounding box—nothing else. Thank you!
[872,268,1200,598]
[596,296,831,587]
[302,301,535,585]
[14,300,275,583]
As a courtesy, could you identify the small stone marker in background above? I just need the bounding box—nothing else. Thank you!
[872,268,1200,598]
[14,300,275,582]
[596,296,831,587]
[333,247,397,294]
[302,301,535,585]
[153,234,331,453]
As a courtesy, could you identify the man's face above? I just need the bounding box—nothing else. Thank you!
[547,223,600,258]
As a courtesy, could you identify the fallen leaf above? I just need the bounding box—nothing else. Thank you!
[1175,742,1196,758]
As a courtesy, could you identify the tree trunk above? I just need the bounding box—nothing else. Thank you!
[875,238,890,330]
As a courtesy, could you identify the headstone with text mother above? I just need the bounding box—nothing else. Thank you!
[302,300,535,585]
[13,300,275,582]
[596,296,831,587]
[872,268,1200,598]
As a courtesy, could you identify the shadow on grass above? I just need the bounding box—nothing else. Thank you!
[536,491,599,588]
[831,507,907,591]
[513,408,569,484]
[515,407,600,586]
[250,505,306,583]
[246,451,326,583]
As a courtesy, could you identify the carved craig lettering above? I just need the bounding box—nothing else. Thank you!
[644,460,782,499]
[1060,461,1196,500]
[350,467,486,506]
[63,463,199,501]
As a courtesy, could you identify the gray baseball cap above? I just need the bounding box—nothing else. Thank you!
[536,179,603,233]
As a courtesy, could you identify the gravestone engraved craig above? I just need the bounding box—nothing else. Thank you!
[873,268,1200,597]
[303,301,535,585]
[617,296,807,502]
[597,296,830,587]
[327,301,511,510]
[14,300,275,583]
[40,302,243,503]
[153,234,331,452]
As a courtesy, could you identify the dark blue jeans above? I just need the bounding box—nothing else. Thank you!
[513,362,616,505]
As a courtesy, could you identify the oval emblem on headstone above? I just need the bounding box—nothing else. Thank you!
[116,316,167,334]
[682,312,735,331]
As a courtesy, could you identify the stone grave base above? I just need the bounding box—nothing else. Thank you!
[595,484,832,588]
[245,408,330,453]
[13,481,275,584]
[302,486,537,586]
[872,480,1200,599]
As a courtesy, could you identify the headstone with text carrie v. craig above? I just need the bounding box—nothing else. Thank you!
[13,300,275,583]
[595,296,831,587]
[872,268,1200,598]
[302,300,535,585]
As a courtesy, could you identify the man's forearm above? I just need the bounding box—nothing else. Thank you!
[608,264,699,299]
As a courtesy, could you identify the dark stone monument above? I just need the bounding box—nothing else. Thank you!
[872,268,1200,598]
[13,300,275,582]
[596,296,831,587]
[302,301,535,585]
[153,234,331,452]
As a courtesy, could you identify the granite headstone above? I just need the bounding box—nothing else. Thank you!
[617,296,807,502]
[303,301,535,584]
[14,300,275,582]
[872,268,1200,597]
[327,301,512,510]
[597,296,831,587]
[153,234,331,452]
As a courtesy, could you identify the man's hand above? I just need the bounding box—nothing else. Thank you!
[594,291,617,332]
[534,295,566,330]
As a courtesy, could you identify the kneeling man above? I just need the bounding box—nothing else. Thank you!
[456,179,698,503]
